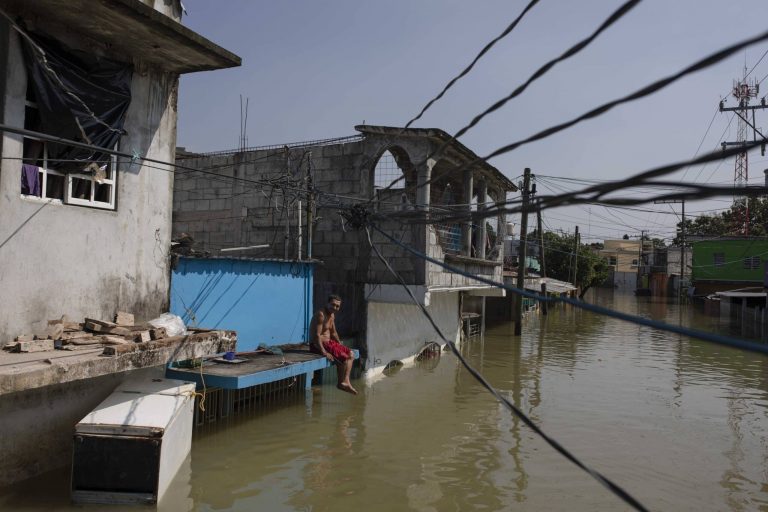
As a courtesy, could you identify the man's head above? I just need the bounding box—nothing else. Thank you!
[327,294,342,313]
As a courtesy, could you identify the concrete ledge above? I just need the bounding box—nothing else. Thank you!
[0,331,236,396]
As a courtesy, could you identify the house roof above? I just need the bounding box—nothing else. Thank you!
[0,0,241,73]
[355,125,518,192]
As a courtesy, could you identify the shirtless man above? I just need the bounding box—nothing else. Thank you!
[309,294,357,395]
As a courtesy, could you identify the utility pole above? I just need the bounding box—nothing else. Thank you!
[719,69,767,235]
[573,225,579,292]
[636,230,645,290]
[537,199,547,315]
[514,168,531,335]
[655,199,686,300]
[306,151,314,259]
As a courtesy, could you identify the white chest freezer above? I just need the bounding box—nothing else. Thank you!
[71,377,197,505]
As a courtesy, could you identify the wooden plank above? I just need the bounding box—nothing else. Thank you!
[13,334,34,342]
[68,338,104,346]
[101,335,131,345]
[84,320,131,336]
[101,335,193,356]
[15,340,55,353]
[84,318,117,329]
[114,311,134,326]
[60,331,92,341]
[132,331,151,343]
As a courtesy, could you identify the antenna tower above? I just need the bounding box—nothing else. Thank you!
[720,67,767,235]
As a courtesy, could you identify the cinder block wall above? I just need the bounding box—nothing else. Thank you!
[172,138,428,339]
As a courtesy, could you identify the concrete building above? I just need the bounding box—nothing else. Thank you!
[600,239,641,290]
[0,0,239,485]
[172,125,517,374]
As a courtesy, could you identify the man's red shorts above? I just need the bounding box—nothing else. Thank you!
[311,339,352,361]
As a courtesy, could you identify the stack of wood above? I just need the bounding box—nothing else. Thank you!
[3,312,170,353]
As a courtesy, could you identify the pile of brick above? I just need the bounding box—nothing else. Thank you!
[3,312,170,354]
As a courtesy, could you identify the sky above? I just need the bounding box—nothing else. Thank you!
[176,0,768,244]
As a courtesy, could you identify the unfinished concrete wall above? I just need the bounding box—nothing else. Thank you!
[173,138,432,338]
[0,24,178,341]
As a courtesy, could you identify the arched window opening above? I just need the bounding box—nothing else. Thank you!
[372,149,415,212]
[373,150,405,190]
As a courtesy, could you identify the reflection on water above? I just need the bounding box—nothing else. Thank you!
[1,289,767,511]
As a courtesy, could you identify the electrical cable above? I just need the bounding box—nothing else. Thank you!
[404,0,541,129]
[364,226,651,512]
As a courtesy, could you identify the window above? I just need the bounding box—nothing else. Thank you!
[743,256,760,270]
[713,253,725,267]
[631,259,638,267]
[608,256,617,266]
[22,83,117,210]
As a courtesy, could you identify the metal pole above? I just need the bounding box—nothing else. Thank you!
[537,200,547,315]
[306,153,314,259]
[297,199,302,261]
[514,168,531,336]
[680,201,686,302]
[573,226,579,291]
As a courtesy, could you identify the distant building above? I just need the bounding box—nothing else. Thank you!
[600,239,641,290]
[691,238,768,294]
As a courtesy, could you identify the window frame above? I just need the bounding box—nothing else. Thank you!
[22,97,118,210]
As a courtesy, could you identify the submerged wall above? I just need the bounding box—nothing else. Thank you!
[365,291,460,374]
[0,366,162,487]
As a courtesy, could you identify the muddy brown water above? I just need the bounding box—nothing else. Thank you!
[2,290,767,511]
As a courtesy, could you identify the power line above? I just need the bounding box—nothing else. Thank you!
[377,0,642,201]
[404,0,541,129]
[395,26,768,202]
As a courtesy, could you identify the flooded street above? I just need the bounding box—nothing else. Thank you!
[2,290,768,511]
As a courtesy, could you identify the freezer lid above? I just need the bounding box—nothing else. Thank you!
[75,379,196,436]
[114,377,197,396]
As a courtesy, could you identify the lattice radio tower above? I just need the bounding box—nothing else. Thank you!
[719,67,767,235]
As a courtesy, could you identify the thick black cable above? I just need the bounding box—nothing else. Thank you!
[396,26,768,200]
[384,138,768,227]
[364,226,650,512]
[378,0,641,200]
[403,0,540,129]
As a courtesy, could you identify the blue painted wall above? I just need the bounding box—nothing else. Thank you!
[170,257,314,351]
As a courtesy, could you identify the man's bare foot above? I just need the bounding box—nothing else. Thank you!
[337,383,358,395]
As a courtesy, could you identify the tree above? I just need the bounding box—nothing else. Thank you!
[539,231,609,299]
[673,197,768,244]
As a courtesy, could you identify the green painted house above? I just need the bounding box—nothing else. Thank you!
[691,238,768,294]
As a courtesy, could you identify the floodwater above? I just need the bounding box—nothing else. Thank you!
[2,290,768,511]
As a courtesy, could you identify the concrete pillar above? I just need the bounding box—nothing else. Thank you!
[416,158,435,212]
[475,179,487,259]
[462,169,474,257]
[495,190,506,261]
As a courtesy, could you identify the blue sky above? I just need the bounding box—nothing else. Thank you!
[177,0,768,243]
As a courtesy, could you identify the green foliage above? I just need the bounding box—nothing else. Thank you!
[538,231,609,298]
[674,197,768,244]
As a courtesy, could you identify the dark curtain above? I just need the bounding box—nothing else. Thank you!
[21,32,132,170]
